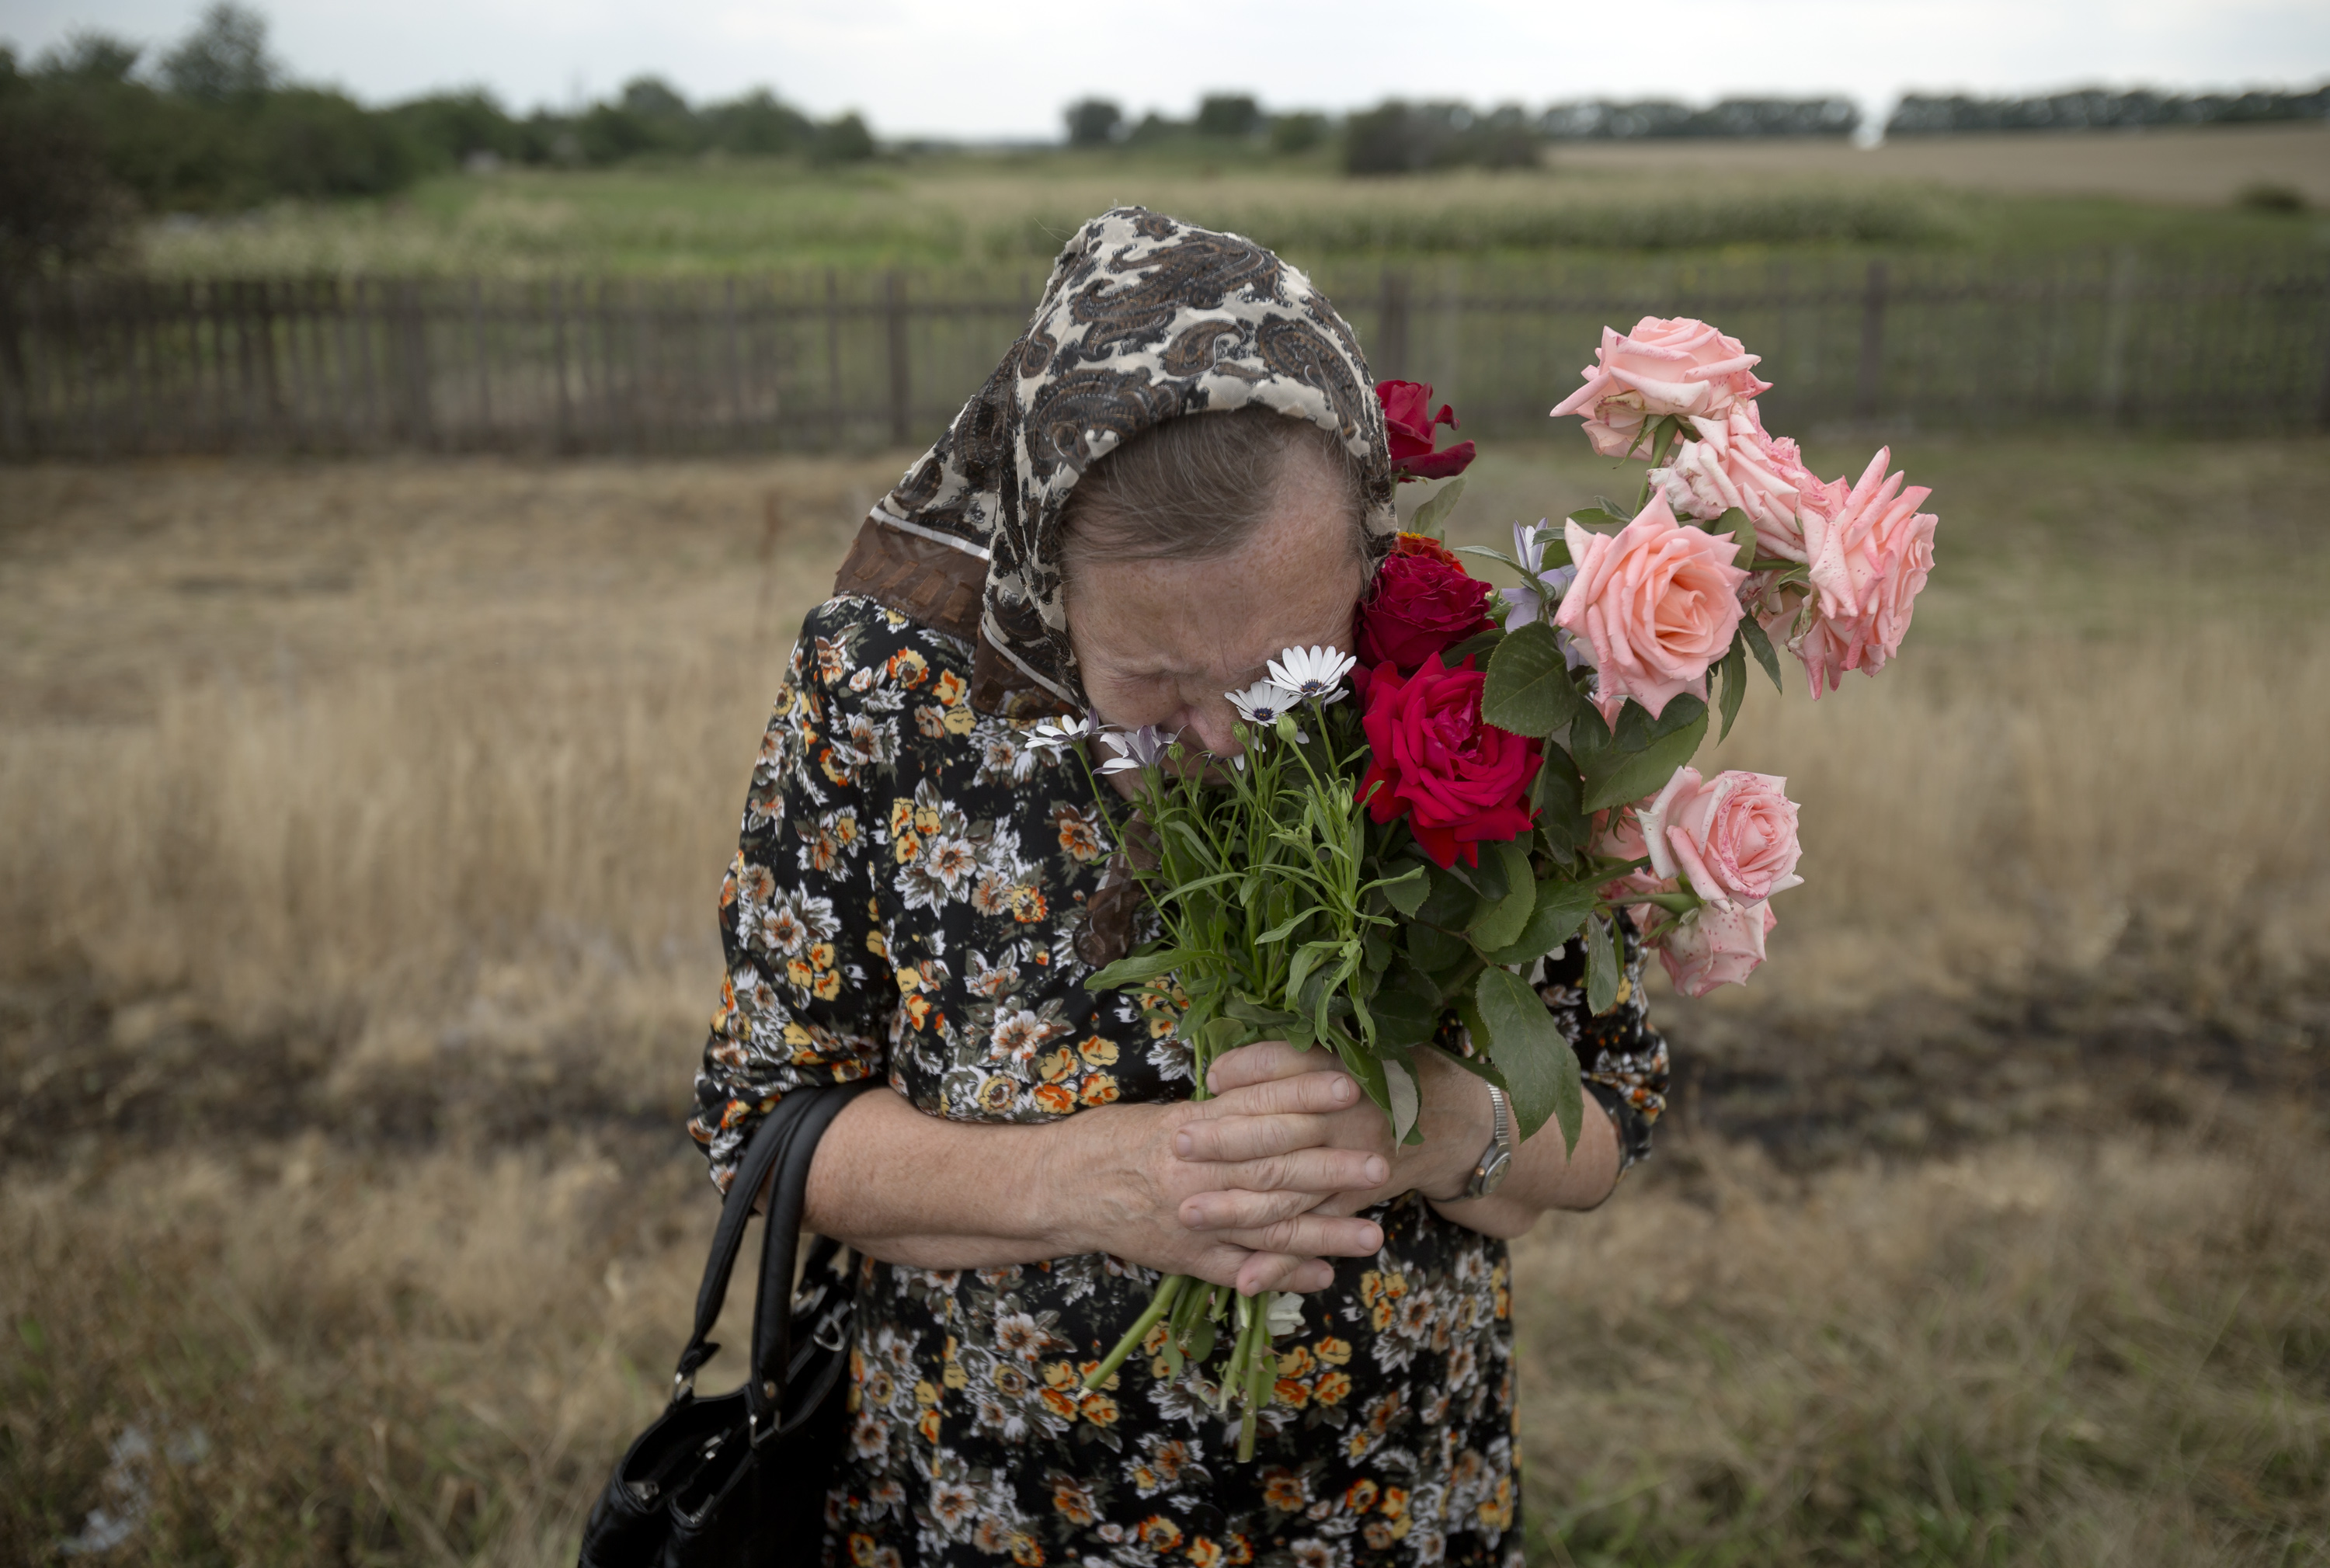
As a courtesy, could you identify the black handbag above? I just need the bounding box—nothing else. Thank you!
[579,1082,876,1567]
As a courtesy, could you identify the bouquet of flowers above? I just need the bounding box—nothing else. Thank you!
[1047,328,1938,1460]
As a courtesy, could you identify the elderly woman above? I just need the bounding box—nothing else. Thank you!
[690,209,1669,1567]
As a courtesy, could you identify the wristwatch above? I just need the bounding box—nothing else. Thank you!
[1463,1083,1514,1199]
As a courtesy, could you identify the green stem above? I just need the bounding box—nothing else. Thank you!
[1083,1273,1186,1391]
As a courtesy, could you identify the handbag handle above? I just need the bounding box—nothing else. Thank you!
[670,1081,875,1399]
[746,1081,872,1444]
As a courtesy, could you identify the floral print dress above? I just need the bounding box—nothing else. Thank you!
[690,596,1670,1568]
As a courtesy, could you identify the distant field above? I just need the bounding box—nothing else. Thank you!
[130,126,2330,279]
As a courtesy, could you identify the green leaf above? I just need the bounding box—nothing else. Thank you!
[1609,693,1705,753]
[1567,506,1627,528]
[1466,839,1539,951]
[1408,475,1466,537]
[1424,1039,1512,1094]
[1285,940,1343,1008]
[1441,629,1504,667]
[1584,913,1620,1017]
[1381,1048,1422,1143]
[1477,877,1597,966]
[1406,920,1470,972]
[1716,638,1748,742]
[1633,889,1704,915]
[1579,709,1706,813]
[1083,947,1184,992]
[1373,862,1430,917]
[1367,961,1445,1048]
[1453,544,1523,576]
[1592,494,1634,520]
[1481,623,1587,739]
[1709,506,1757,565]
[1741,614,1784,691]
[1469,966,1584,1153]
[1531,743,1588,857]
[1180,1316,1216,1363]
[1416,863,1476,929]
[1360,925,1392,973]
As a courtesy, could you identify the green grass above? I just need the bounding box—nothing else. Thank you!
[130,148,2330,279]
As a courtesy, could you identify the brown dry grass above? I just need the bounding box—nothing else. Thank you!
[2,438,2327,1563]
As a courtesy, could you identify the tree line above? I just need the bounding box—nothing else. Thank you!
[0,3,875,271]
[1885,85,2328,136]
[1064,95,1864,173]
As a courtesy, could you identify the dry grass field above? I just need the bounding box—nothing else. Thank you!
[2,435,2327,1565]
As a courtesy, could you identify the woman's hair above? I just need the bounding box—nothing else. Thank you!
[1060,405,1371,571]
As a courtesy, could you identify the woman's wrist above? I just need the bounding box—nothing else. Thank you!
[1407,1051,1496,1203]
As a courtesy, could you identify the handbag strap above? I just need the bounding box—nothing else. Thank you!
[746,1081,875,1443]
[669,1083,869,1397]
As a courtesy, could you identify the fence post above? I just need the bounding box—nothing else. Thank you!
[0,279,31,457]
[2316,270,2330,431]
[393,280,433,447]
[1377,267,1410,379]
[2097,248,2138,422]
[826,269,843,448]
[1854,259,1888,419]
[885,272,911,446]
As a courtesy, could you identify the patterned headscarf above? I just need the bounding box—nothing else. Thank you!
[868,207,1397,709]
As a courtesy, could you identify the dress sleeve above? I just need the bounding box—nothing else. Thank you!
[1532,920,1671,1178]
[687,600,895,1193]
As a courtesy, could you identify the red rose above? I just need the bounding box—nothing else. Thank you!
[1356,534,1496,672]
[1358,656,1542,870]
[1376,380,1477,482]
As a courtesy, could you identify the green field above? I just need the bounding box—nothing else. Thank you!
[131,127,2330,278]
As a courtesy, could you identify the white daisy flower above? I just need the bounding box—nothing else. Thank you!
[1024,713,1094,758]
[1096,724,1177,775]
[1224,680,1302,728]
[1267,645,1356,704]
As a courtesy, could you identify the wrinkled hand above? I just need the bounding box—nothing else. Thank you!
[1059,1077,1386,1297]
[1175,1041,1490,1245]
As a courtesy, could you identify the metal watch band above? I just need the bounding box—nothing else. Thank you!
[1464,1083,1514,1199]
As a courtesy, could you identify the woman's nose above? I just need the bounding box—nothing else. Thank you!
[1178,702,1240,758]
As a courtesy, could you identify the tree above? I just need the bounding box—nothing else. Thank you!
[1269,112,1328,155]
[1195,93,1261,139]
[813,112,875,164]
[1063,98,1122,148]
[0,51,132,273]
[38,31,142,83]
[159,2,277,103]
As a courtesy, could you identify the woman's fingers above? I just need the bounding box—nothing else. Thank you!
[1175,1149,1387,1226]
[1205,1038,1320,1094]
[1236,1252,1339,1296]
[1186,1243,1333,1296]
[1208,1212,1383,1260]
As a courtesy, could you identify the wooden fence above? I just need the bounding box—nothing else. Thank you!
[4,252,2327,460]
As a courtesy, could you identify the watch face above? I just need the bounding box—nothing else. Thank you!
[1476,1147,1514,1196]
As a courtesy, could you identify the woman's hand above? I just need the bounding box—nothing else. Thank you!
[1039,1086,1389,1297]
[1171,1041,1494,1236]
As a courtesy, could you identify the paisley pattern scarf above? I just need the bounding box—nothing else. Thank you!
[868,206,1400,711]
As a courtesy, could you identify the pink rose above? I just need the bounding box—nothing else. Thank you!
[1647,403,1828,563]
[1656,899,1776,997]
[1793,447,1939,697]
[1549,317,1772,459]
[1636,766,1803,907]
[1555,493,1749,721]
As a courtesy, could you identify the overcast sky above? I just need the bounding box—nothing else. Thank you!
[5,0,2327,139]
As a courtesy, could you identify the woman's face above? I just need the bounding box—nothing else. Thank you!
[1065,446,1367,760]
